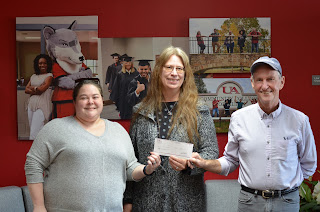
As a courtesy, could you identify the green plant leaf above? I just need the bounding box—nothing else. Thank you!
[300,201,317,211]
[311,181,319,186]
[300,182,313,202]
[312,205,320,211]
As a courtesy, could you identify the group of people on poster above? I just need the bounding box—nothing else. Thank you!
[196,28,262,54]
[105,53,152,119]
[24,51,152,141]
[212,96,257,117]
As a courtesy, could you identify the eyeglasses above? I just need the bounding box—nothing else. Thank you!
[163,65,185,73]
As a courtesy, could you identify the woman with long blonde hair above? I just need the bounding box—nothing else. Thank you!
[124,46,219,212]
[110,56,138,119]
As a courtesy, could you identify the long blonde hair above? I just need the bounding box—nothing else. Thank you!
[121,61,135,73]
[132,46,199,144]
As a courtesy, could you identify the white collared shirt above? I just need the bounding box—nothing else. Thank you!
[125,69,132,74]
[218,101,317,190]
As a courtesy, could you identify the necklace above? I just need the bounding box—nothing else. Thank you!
[164,101,177,116]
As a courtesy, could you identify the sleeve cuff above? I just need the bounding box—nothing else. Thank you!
[217,157,231,176]
[126,162,142,181]
[123,198,133,204]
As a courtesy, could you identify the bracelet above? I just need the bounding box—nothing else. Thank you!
[143,165,153,176]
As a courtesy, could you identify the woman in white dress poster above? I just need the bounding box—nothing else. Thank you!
[25,54,53,140]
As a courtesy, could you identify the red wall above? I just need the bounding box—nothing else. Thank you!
[1,0,320,187]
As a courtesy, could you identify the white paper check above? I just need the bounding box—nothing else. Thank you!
[153,138,194,159]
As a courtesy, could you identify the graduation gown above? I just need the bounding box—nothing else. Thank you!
[110,69,138,119]
[105,62,120,90]
[127,75,148,107]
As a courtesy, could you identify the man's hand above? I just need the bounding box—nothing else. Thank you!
[188,152,206,169]
[188,152,222,174]
[135,81,145,94]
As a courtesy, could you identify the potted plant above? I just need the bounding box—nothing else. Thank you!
[300,171,320,211]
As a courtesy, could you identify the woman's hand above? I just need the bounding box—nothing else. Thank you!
[123,203,132,212]
[169,155,188,171]
[132,153,161,180]
[28,183,47,212]
[25,81,36,95]
[144,152,161,175]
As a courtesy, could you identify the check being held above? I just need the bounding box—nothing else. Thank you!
[153,138,193,159]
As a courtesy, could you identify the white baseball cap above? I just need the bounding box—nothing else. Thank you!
[250,56,282,75]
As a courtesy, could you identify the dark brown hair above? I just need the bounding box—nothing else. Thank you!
[33,54,53,75]
[72,79,103,101]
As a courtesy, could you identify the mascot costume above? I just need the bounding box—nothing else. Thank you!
[43,20,92,118]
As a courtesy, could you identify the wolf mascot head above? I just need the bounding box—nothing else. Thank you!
[44,20,93,119]
[43,20,85,75]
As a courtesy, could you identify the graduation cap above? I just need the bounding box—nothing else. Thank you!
[119,54,128,61]
[136,59,153,66]
[110,53,120,58]
[122,55,134,62]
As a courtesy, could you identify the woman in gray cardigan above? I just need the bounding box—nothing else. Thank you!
[123,46,219,212]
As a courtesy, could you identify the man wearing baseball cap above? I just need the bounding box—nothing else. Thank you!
[190,56,317,211]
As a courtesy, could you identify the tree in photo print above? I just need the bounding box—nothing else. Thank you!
[220,18,270,54]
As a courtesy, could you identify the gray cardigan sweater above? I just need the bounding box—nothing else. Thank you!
[124,102,219,212]
[25,116,141,212]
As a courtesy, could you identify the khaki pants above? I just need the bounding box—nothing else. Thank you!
[212,41,220,53]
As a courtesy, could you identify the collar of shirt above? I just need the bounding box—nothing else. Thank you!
[257,100,282,120]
